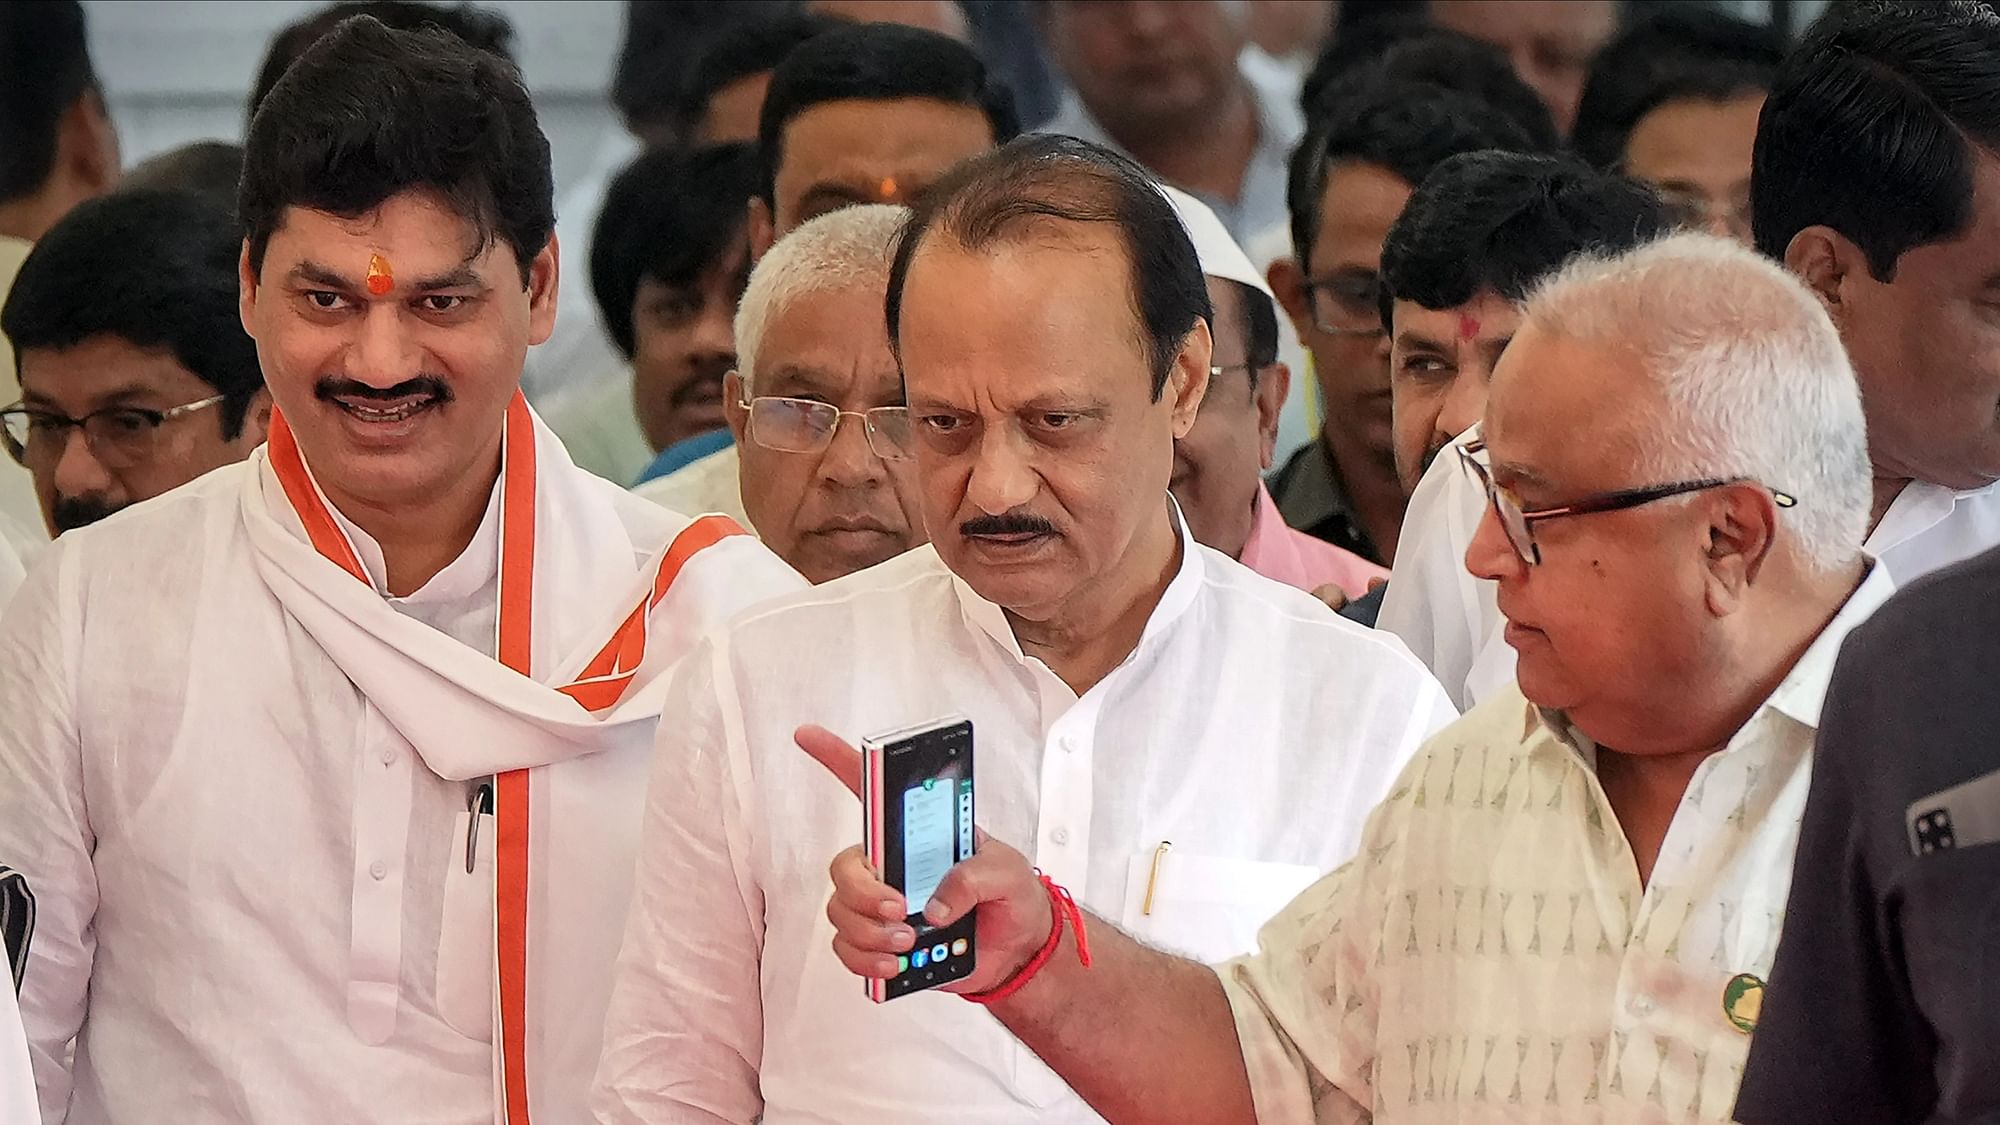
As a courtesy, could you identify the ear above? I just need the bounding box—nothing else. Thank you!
[1168,320,1214,439]
[241,388,275,446]
[748,196,777,261]
[1700,482,1780,617]
[1784,226,1864,329]
[238,242,260,335]
[1267,257,1315,346]
[724,369,750,444]
[1253,361,1290,471]
[64,91,120,193]
[526,234,560,345]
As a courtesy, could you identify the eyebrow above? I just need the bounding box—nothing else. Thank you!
[797,184,873,214]
[1488,455,1557,494]
[287,256,489,294]
[758,365,844,398]
[22,383,169,409]
[1395,328,1451,354]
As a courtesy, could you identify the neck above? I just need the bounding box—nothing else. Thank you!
[1321,430,1406,564]
[1594,558,1867,885]
[1008,504,1181,695]
[1869,473,1911,533]
[328,443,504,598]
[1107,83,1259,205]
[0,188,71,243]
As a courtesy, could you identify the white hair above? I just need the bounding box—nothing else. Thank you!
[733,204,911,394]
[1521,231,1871,575]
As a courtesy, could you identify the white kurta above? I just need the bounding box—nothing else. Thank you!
[0,984,32,1125]
[1224,566,1896,1123]
[593,518,1457,1124]
[1380,424,2000,709]
[0,422,803,1124]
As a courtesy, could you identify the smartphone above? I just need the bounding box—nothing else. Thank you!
[862,716,976,1002]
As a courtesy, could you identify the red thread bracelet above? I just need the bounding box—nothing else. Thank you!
[964,871,1091,1005]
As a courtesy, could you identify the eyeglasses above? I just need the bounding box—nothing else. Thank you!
[0,394,229,471]
[1303,272,1386,338]
[1456,439,1797,566]
[742,394,915,462]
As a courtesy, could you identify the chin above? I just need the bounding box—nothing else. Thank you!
[1513,657,1584,715]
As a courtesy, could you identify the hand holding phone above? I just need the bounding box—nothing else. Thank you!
[862,717,978,1001]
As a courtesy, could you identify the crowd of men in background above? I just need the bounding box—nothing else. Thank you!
[0,0,1998,1122]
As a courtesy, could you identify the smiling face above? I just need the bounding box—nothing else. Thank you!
[239,188,556,521]
[730,278,926,583]
[896,224,1208,622]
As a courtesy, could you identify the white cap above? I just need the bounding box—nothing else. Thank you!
[1157,182,1273,299]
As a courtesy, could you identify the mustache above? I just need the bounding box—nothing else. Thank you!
[960,512,1058,537]
[314,376,453,404]
[670,359,734,408]
[51,494,121,534]
[1418,440,1450,479]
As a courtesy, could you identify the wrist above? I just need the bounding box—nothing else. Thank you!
[966,873,1091,1006]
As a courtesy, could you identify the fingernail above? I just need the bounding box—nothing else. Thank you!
[923,899,948,925]
[878,899,904,921]
[891,927,915,951]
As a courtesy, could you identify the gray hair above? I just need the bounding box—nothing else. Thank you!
[1521,231,1871,575]
[734,204,911,396]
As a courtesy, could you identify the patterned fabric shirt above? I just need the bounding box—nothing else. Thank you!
[1216,566,1894,1123]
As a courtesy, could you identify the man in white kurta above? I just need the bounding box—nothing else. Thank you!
[0,18,805,1125]
[0,983,31,1125]
[0,403,799,1123]
[593,135,1455,1124]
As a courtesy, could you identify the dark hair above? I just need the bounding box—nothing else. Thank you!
[1307,30,1560,149]
[675,11,847,141]
[886,134,1209,401]
[614,0,794,143]
[590,142,759,360]
[1380,150,1673,328]
[758,22,1021,202]
[1287,79,1544,274]
[0,0,96,204]
[1217,278,1281,377]
[1572,8,1783,171]
[2,189,265,438]
[123,142,245,217]
[240,16,555,286]
[1752,1,2000,279]
[246,1,516,126]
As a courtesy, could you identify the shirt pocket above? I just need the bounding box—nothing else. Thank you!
[1117,849,1323,963]
[436,808,495,1043]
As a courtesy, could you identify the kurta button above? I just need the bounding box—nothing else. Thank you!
[369,861,388,881]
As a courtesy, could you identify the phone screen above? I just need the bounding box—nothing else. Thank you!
[865,718,977,1001]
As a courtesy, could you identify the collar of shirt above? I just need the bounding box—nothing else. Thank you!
[320,473,503,610]
[1870,476,2000,558]
[949,493,1203,671]
[1527,559,1898,766]
[1239,480,1388,597]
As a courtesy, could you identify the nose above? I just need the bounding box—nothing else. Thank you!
[818,412,885,488]
[350,304,422,384]
[691,300,735,359]
[1464,492,1524,582]
[963,427,1038,516]
[48,428,119,504]
[1434,372,1487,452]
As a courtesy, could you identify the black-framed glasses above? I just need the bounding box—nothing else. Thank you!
[1457,439,1797,566]
[1303,272,1385,338]
[0,394,229,471]
[742,393,915,462]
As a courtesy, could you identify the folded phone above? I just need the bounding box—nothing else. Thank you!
[862,717,976,1002]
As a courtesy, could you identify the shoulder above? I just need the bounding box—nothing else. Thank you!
[722,547,951,640]
[1194,546,1438,683]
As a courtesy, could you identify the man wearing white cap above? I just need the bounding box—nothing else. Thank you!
[591,134,1452,1124]
[1162,187,1385,600]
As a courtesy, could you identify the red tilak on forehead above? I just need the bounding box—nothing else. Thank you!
[1458,313,1481,341]
[365,253,394,296]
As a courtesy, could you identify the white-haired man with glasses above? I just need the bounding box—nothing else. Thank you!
[815,232,1896,1123]
[635,203,925,584]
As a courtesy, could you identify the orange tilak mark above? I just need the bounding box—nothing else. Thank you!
[877,176,898,200]
[366,253,394,296]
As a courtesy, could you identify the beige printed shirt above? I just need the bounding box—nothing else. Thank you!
[1218,566,1894,1123]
